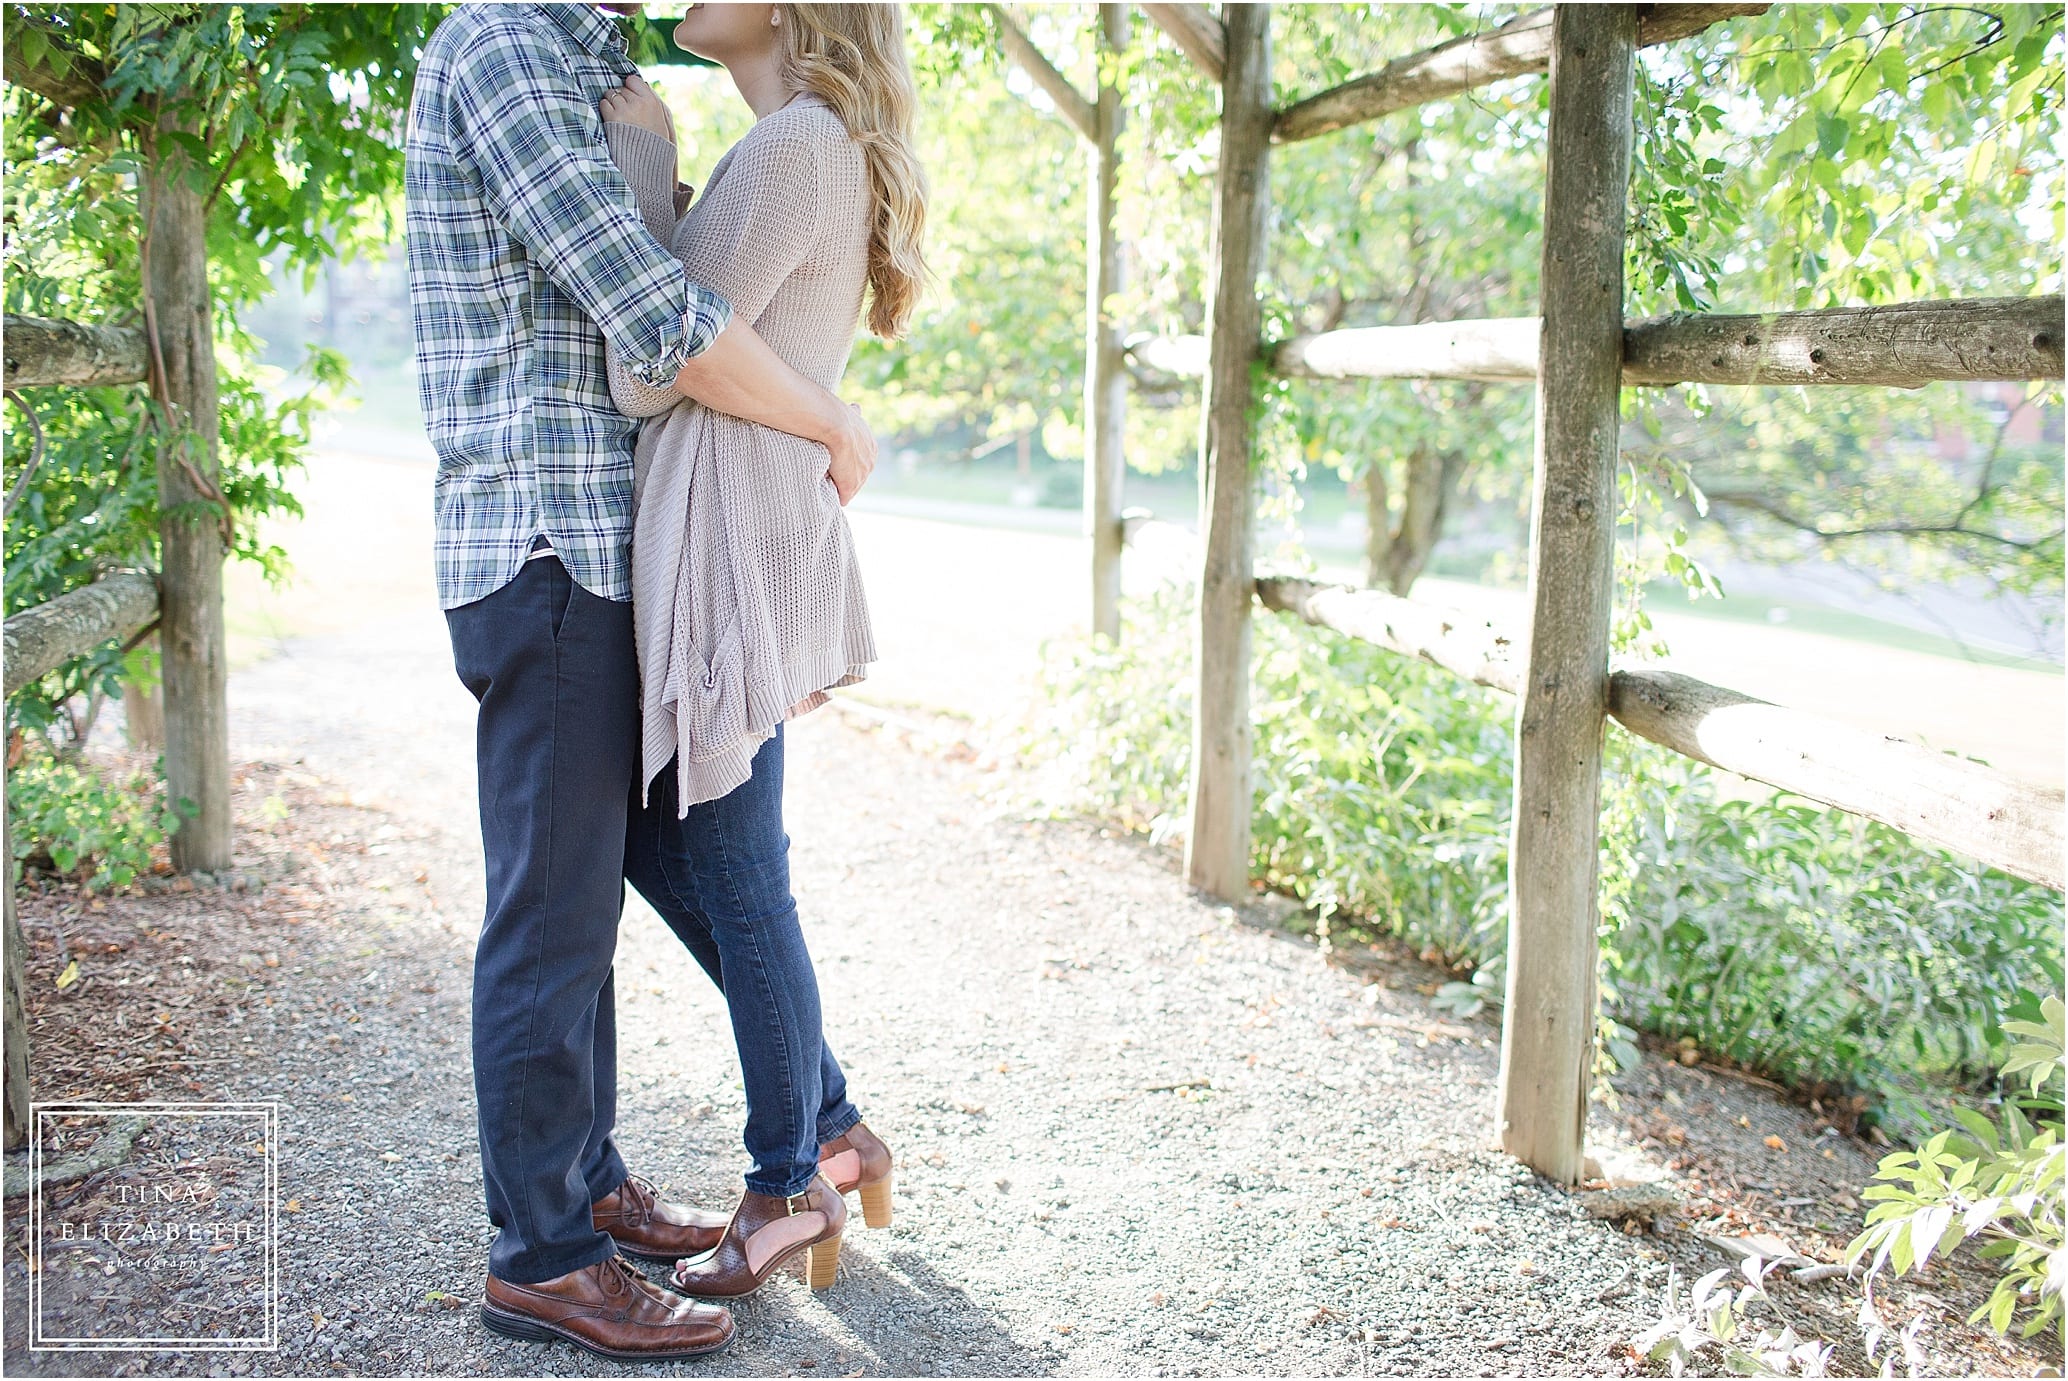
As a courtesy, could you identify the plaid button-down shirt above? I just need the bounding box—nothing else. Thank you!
[406,1,731,609]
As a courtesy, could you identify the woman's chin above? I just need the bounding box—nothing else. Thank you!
[672,21,714,59]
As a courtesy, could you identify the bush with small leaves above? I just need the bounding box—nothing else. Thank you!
[1848,997,2065,1342]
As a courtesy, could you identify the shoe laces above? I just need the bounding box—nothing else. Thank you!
[597,1254,634,1298]
[616,1174,657,1226]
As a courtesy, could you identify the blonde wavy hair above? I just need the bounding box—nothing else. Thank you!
[777,4,928,339]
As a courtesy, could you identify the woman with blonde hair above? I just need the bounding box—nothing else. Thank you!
[598,1,925,1299]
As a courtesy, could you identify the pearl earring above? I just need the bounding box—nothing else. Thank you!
[770,12,780,25]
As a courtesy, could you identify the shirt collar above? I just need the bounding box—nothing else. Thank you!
[533,3,635,70]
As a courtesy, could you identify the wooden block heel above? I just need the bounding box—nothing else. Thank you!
[858,1174,894,1229]
[806,1232,842,1290]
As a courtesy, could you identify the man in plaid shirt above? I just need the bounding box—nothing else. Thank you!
[406,3,873,1356]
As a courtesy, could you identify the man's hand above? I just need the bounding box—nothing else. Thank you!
[823,403,877,507]
[600,74,674,144]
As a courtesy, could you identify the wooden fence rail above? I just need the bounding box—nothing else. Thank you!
[2,572,159,698]
[1255,576,2065,891]
[1132,294,2066,387]
[3,314,150,390]
[1273,3,1771,143]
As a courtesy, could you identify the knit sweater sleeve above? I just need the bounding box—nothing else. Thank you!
[602,122,684,244]
[602,123,695,418]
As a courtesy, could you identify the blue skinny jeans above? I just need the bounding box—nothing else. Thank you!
[622,725,861,1198]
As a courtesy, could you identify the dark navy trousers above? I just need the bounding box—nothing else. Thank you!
[447,555,633,1285]
[447,554,861,1281]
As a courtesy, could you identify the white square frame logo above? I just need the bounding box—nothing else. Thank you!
[28,1101,279,1352]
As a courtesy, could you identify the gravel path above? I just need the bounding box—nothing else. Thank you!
[8,599,1668,1378]
[8,451,2050,1377]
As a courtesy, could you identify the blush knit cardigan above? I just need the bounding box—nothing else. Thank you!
[602,101,876,812]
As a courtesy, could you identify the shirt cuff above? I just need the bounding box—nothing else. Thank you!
[627,285,732,387]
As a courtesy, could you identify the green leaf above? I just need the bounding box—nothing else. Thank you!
[1987,1283,2017,1335]
[1951,1107,2001,1152]
[1816,113,1849,160]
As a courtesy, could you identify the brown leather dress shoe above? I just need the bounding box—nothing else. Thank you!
[819,1121,894,1228]
[669,1174,846,1297]
[593,1174,727,1263]
[481,1254,734,1362]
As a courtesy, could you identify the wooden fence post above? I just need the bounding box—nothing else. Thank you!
[143,121,233,873]
[1495,3,1637,1185]
[3,816,28,1150]
[1184,3,1268,900]
[1086,1,1130,642]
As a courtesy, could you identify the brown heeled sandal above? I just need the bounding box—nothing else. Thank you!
[819,1121,894,1229]
[668,1174,846,1298]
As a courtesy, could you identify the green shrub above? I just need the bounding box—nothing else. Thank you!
[7,740,184,892]
[1015,584,2065,1130]
[1848,996,2064,1340]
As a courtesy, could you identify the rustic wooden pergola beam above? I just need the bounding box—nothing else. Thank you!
[4,314,150,389]
[1185,3,1270,901]
[2,571,158,697]
[990,5,1097,142]
[1131,295,2066,387]
[1254,576,2066,892]
[1273,3,1771,144]
[1274,319,1541,382]
[1138,3,1224,83]
[1623,295,2066,387]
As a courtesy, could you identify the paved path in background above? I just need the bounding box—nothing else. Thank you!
[229,446,2062,786]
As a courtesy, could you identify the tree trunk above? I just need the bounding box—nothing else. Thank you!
[1384,445,1456,594]
[123,637,165,751]
[1185,4,1270,901]
[1495,3,1636,1189]
[144,123,232,873]
[1085,2,1130,643]
[1362,464,1394,590]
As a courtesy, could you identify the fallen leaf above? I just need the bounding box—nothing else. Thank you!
[1702,1232,1815,1269]
[54,960,79,990]
[1764,1134,1787,1151]
[284,1199,301,1213]
[379,1151,402,1163]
